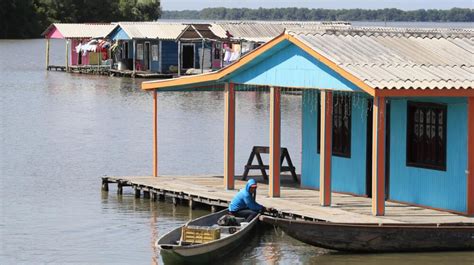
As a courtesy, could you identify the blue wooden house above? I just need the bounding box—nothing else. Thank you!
[141,27,474,216]
[107,22,187,74]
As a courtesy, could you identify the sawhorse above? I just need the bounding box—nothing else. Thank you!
[242,146,298,182]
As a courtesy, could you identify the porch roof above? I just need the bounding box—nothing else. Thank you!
[142,26,474,97]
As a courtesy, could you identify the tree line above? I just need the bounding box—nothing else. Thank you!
[1,0,161,39]
[162,7,473,22]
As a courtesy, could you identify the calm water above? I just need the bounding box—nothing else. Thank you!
[1,33,473,264]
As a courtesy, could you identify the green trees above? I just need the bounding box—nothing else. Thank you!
[1,0,161,38]
[161,7,473,22]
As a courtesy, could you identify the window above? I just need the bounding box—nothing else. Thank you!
[317,94,352,158]
[152,45,159,61]
[407,102,447,171]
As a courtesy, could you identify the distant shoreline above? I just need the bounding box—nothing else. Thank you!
[162,7,473,23]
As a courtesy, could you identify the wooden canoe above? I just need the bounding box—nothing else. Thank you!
[157,210,259,264]
[260,215,474,253]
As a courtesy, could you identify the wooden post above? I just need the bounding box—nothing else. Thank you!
[133,40,136,76]
[177,41,181,76]
[269,86,281,198]
[65,39,69,72]
[101,179,109,191]
[153,90,158,177]
[134,187,141,198]
[201,40,205,73]
[45,38,50,70]
[117,182,123,195]
[158,40,162,73]
[224,83,235,190]
[220,42,224,68]
[320,91,333,206]
[143,190,150,199]
[372,96,386,216]
[468,97,474,216]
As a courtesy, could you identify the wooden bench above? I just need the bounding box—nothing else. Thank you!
[242,146,298,182]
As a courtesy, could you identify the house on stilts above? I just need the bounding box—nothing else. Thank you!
[141,26,474,216]
[106,22,187,77]
[42,23,117,73]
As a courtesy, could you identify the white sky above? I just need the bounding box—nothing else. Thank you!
[162,0,473,11]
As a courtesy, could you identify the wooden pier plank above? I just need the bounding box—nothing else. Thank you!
[103,175,474,224]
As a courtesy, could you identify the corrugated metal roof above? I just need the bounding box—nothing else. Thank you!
[211,21,351,43]
[288,27,474,90]
[42,23,117,39]
[117,22,187,40]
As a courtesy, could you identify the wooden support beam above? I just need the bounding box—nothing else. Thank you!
[134,187,141,198]
[101,179,109,191]
[224,83,235,190]
[320,91,333,206]
[45,38,50,70]
[177,41,181,76]
[143,191,150,199]
[132,40,136,76]
[372,96,386,216]
[153,90,158,177]
[220,41,224,68]
[269,86,281,197]
[201,40,205,73]
[65,39,69,72]
[468,97,474,216]
[117,182,123,195]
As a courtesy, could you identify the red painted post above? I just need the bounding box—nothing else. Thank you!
[320,91,333,206]
[153,90,158,177]
[467,97,474,216]
[224,83,235,190]
[372,96,386,216]
[269,86,281,197]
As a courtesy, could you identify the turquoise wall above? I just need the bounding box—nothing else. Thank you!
[301,90,368,195]
[229,43,362,91]
[389,98,467,212]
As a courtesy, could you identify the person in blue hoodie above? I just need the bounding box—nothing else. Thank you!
[228,179,267,222]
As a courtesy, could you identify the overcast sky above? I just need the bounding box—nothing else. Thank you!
[162,0,473,11]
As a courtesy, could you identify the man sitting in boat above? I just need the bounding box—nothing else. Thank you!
[228,179,268,222]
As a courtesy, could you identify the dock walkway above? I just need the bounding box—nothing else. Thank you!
[102,175,474,224]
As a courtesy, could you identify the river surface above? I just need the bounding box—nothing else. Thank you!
[1,23,474,264]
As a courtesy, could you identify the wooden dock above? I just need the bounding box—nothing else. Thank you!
[102,175,474,224]
[47,65,66,71]
[109,69,174,78]
[46,66,175,79]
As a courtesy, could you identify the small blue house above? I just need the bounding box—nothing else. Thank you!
[141,27,474,216]
[107,22,187,74]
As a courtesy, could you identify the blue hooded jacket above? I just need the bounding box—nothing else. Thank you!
[228,179,263,212]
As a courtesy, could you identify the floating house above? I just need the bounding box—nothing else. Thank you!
[142,26,474,216]
[42,23,117,71]
[107,22,187,75]
[176,24,227,75]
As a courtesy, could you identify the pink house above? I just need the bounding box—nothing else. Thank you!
[42,23,117,69]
